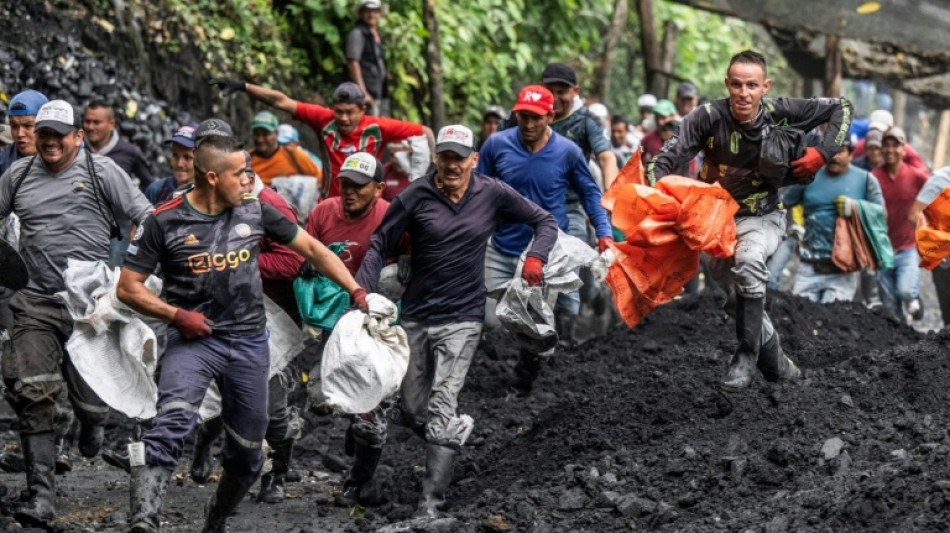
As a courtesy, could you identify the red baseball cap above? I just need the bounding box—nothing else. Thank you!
[512,85,554,116]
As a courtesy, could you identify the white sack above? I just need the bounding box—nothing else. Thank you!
[270,175,320,224]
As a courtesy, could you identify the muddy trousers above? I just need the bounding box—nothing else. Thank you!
[703,210,786,345]
[142,330,268,487]
[2,293,108,435]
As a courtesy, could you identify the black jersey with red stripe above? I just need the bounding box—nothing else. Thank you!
[125,193,299,335]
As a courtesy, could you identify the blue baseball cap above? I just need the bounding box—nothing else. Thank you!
[277,124,299,144]
[9,90,49,117]
[164,122,198,149]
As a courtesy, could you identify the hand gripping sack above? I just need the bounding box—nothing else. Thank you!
[320,294,409,414]
[294,242,351,330]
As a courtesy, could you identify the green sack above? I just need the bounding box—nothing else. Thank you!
[294,242,351,330]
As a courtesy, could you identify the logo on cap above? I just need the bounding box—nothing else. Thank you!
[525,91,543,102]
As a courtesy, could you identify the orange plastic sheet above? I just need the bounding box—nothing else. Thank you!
[916,187,950,270]
[603,153,739,328]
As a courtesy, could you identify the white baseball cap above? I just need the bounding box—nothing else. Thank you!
[588,103,609,121]
[34,100,78,135]
[436,125,474,157]
[869,109,894,132]
[337,152,382,185]
[637,94,658,109]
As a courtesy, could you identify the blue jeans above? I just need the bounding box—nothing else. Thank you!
[878,247,920,323]
[143,330,269,486]
[792,262,858,303]
[767,237,798,291]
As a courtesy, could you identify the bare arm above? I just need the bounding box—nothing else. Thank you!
[116,268,177,322]
[908,199,927,226]
[346,60,372,103]
[246,83,299,116]
[287,231,361,294]
[598,150,619,190]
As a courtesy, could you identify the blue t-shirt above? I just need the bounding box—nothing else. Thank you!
[782,164,883,262]
[476,127,611,256]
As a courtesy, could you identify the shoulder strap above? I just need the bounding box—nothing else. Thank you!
[85,151,120,237]
[281,144,304,175]
[10,155,37,210]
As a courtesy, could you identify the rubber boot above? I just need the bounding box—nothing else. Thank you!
[129,465,171,533]
[191,416,224,483]
[202,471,252,533]
[719,295,764,391]
[78,423,104,458]
[257,438,294,504]
[102,448,132,473]
[334,442,384,507]
[556,313,576,348]
[415,442,456,519]
[757,332,802,382]
[13,432,56,528]
[511,348,543,395]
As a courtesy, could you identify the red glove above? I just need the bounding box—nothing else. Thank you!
[598,237,614,253]
[522,257,544,287]
[350,287,369,313]
[172,308,212,339]
[790,147,826,180]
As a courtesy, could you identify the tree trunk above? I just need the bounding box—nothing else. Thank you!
[658,20,678,99]
[637,0,663,97]
[823,34,842,97]
[592,0,629,103]
[892,90,907,129]
[933,109,950,169]
[422,0,446,130]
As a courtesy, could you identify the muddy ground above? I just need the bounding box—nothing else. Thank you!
[0,274,946,532]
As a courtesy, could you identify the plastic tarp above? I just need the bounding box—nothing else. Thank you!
[602,153,738,328]
[319,294,409,414]
[270,175,320,224]
[294,242,350,330]
[917,187,950,270]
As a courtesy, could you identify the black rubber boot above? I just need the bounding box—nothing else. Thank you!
[191,417,224,483]
[129,465,171,533]
[511,349,543,395]
[556,313,576,348]
[719,295,765,391]
[334,442,384,507]
[757,332,802,382]
[13,432,56,528]
[257,439,294,504]
[78,423,104,458]
[415,442,456,519]
[202,471,252,533]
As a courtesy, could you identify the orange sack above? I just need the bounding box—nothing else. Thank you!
[603,154,738,328]
[916,187,950,270]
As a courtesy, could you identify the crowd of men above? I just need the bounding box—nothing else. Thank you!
[0,3,947,529]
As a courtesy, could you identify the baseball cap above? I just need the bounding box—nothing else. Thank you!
[337,152,383,185]
[357,0,382,10]
[637,94,657,109]
[34,100,78,135]
[195,118,234,146]
[869,109,894,132]
[435,124,475,157]
[277,124,299,144]
[164,122,198,148]
[9,90,49,117]
[865,129,883,148]
[541,62,577,87]
[250,110,279,132]
[588,103,609,122]
[652,99,676,118]
[512,85,554,116]
[0,124,11,145]
[483,105,506,120]
[676,82,698,99]
[883,126,906,145]
[332,82,366,105]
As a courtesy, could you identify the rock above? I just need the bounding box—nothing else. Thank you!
[557,487,588,511]
[891,449,909,461]
[839,394,854,408]
[616,494,655,517]
[821,437,845,460]
[595,490,621,508]
[767,438,795,467]
[321,454,347,473]
[765,515,790,533]
[482,514,510,532]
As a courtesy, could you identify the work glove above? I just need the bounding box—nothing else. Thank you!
[172,308,213,339]
[833,195,853,218]
[522,257,544,287]
[209,77,247,97]
[350,287,369,313]
[790,147,826,182]
[598,237,615,253]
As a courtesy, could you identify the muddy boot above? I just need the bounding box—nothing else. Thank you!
[191,416,223,483]
[511,348,543,395]
[202,471,252,533]
[719,295,764,391]
[334,442,384,507]
[129,465,170,533]
[415,442,456,519]
[78,423,104,458]
[102,448,132,473]
[556,313,576,348]
[757,332,801,382]
[257,439,294,504]
[13,432,56,528]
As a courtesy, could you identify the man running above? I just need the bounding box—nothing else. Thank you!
[648,50,852,390]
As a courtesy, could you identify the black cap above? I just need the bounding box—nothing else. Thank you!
[195,118,233,146]
[332,82,367,105]
[541,62,576,87]
[676,82,698,99]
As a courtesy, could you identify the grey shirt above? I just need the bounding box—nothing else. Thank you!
[0,152,153,300]
[917,166,950,206]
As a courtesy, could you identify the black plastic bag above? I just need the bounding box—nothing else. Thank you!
[759,125,808,187]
